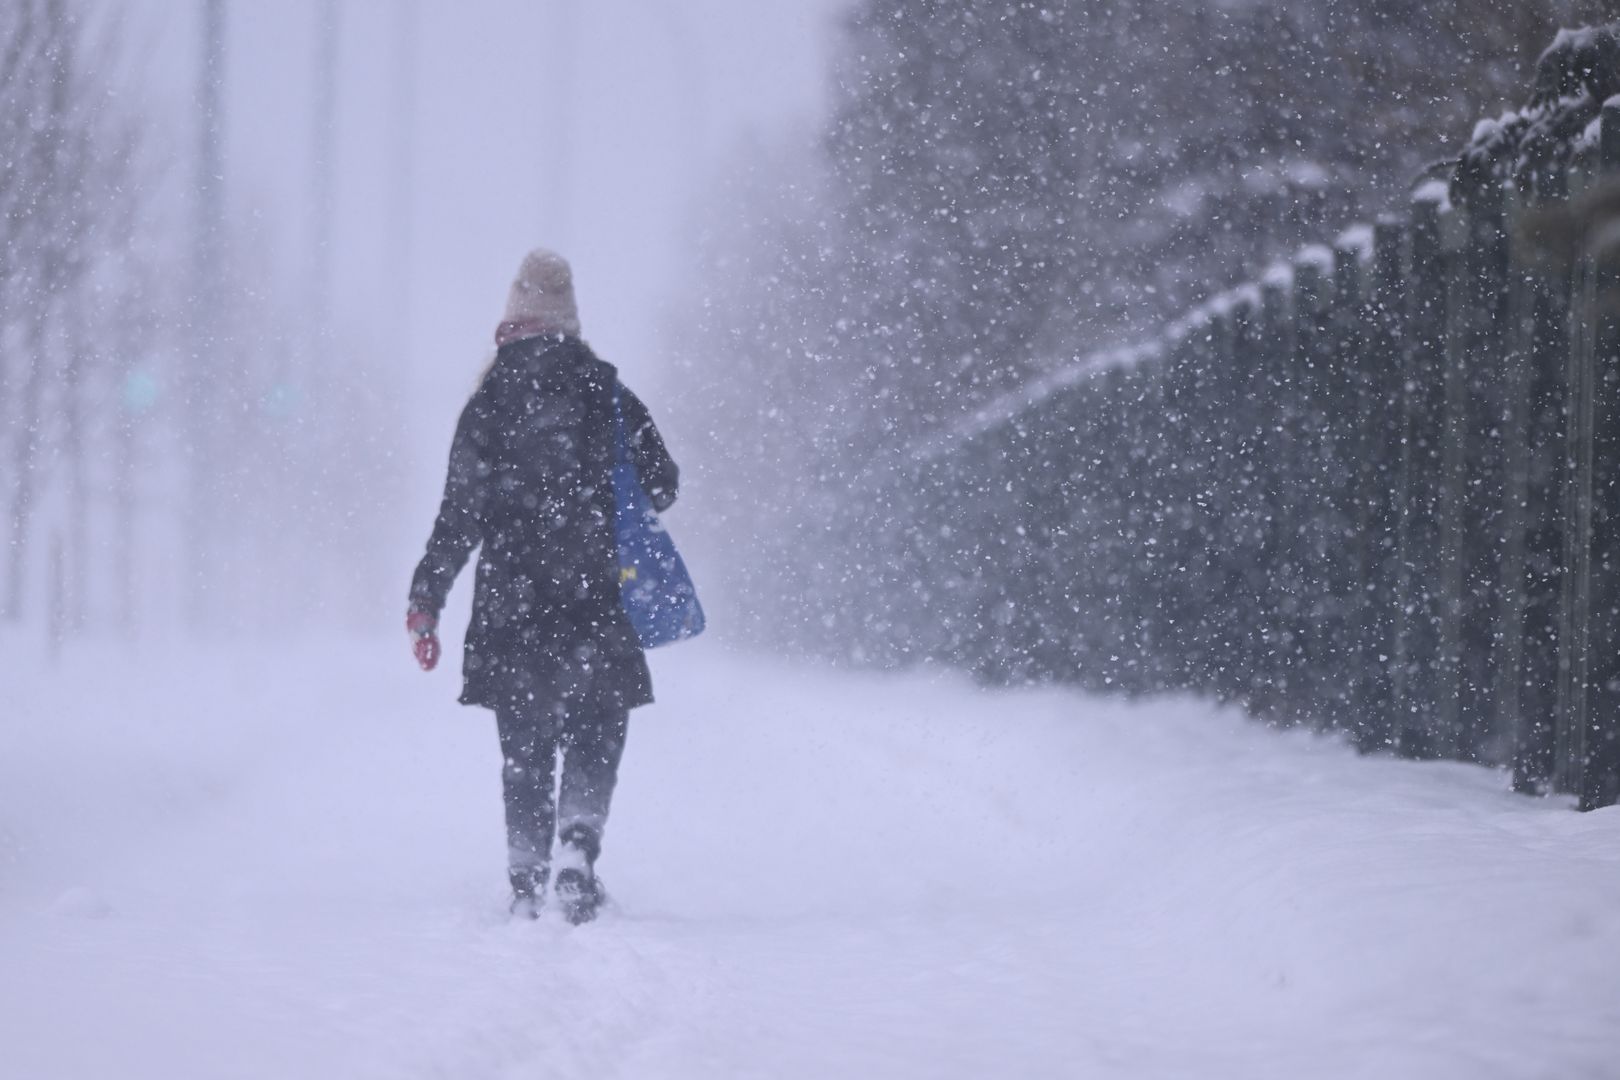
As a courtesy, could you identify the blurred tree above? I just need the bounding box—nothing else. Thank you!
[0,0,121,628]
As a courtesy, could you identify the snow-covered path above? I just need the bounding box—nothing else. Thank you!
[3,638,1617,1079]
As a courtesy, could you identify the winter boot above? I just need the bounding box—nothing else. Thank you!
[509,865,548,920]
[553,824,605,925]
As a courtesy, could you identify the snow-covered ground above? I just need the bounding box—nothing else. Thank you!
[2,636,1617,1079]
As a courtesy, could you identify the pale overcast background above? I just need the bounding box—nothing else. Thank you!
[122,0,845,474]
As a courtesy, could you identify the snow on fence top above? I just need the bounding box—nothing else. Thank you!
[1412,178,1452,210]
[1334,224,1376,262]
[905,340,1162,468]
[901,226,1378,472]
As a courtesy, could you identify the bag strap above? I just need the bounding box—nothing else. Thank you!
[611,380,632,466]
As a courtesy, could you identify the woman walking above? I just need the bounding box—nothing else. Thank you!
[406,248,679,923]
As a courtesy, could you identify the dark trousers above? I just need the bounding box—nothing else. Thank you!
[495,696,629,885]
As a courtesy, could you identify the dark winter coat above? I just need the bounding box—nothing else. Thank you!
[409,334,678,712]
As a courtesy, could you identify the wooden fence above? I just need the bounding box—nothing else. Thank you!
[828,102,1620,811]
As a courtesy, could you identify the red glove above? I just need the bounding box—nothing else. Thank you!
[407,607,441,671]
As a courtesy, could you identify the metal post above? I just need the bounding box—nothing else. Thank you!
[188,0,225,629]
[1404,196,1449,755]
[1494,183,1538,773]
[1436,201,1479,760]
[1328,243,1364,738]
[1461,181,1511,760]
[1556,150,1596,799]
[1259,279,1294,722]
[311,0,338,340]
[1365,220,1407,751]
[1292,257,1330,728]
[1515,166,1572,794]
[1576,103,1620,808]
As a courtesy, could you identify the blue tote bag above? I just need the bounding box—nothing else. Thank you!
[611,384,705,647]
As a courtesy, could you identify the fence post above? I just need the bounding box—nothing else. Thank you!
[1437,219,1466,760]
[1089,367,1127,691]
[1494,180,1538,772]
[1230,293,1266,711]
[1157,333,1193,692]
[1575,103,1620,808]
[1120,367,1159,695]
[994,412,1037,684]
[1062,388,1107,690]
[1026,388,1077,685]
[1323,242,1365,738]
[968,429,1014,683]
[1557,150,1597,800]
[1258,277,1296,723]
[1462,179,1512,761]
[1292,254,1331,727]
[1402,193,1450,755]
[1362,219,1407,750]
[1185,318,1218,693]
[1514,165,1574,794]
[1206,308,1241,702]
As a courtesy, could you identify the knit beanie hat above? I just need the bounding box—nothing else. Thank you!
[497,247,581,344]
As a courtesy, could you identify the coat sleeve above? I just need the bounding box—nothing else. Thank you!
[409,393,492,615]
[619,383,679,512]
